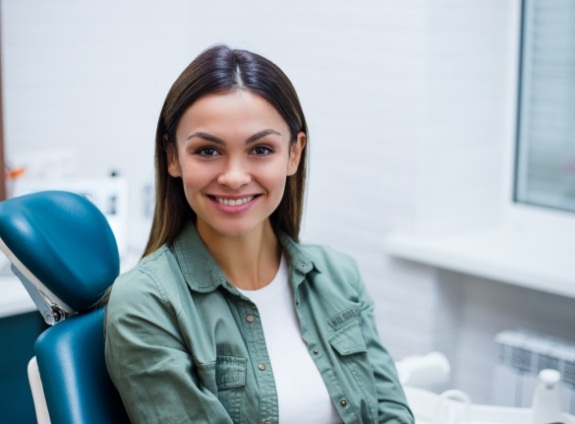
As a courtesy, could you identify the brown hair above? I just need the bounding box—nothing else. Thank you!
[143,45,308,256]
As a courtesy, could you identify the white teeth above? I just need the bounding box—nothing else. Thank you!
[215,196,254,206]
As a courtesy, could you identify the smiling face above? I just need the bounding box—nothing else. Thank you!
[167,90,305,243]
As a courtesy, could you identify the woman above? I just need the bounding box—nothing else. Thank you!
[105,44,414,424]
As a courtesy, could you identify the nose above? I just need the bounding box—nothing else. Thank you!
[217,158,251,190]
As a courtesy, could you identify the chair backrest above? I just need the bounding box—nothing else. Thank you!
[0,191,130,423]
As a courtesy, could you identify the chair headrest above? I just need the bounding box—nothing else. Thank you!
[0,191,119,312]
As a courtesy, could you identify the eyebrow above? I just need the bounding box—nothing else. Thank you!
[186,129,282,145]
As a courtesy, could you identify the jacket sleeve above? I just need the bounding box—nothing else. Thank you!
[352,263,415,424]
[104,268,233,424]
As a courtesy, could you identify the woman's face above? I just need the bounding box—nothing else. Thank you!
[168,90,305,241]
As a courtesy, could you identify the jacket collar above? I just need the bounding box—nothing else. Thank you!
[172,221,316,293]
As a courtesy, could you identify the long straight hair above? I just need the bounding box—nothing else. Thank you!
[143,45,308,256]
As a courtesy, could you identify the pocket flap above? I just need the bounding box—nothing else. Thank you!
[329,324,367,356]
[216,356,247,389]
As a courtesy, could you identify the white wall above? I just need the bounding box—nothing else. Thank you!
[3,0,574,406]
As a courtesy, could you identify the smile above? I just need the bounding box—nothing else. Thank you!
[214,196,255,206]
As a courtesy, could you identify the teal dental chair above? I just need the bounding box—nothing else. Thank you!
[0,191,130,423]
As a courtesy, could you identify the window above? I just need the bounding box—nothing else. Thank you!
[514,0,575,213]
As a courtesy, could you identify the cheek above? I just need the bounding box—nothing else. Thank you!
[259,162,290,189]
[182,175,206,197]
[178,164,207,197]
[180,175,206,214]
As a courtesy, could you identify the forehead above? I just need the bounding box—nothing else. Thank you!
[176,90,288,137]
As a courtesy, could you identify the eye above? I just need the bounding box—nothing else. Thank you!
[195,147,220,157]
[250,145,273,156]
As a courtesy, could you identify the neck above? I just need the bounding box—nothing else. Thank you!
[196,220,281,290]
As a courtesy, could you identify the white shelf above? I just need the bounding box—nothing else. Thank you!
[385,221,575,299]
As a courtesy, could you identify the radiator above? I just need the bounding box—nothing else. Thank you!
[493,329,575,415]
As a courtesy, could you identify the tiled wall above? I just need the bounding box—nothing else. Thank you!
[299,0,523,402]
[4,0,574,406]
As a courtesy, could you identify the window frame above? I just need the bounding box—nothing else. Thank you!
[512,0,575,215]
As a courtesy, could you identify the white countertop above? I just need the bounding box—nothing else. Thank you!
[385,218,575,299]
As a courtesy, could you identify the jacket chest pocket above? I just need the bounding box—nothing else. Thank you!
[197,356,247,392]
[215,356,247,390]
[329,322,368,356]
[196,356,247,422]
[329,322,378,422]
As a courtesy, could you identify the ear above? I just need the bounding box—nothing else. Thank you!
[166,140,182,178]
[287,132,306,176]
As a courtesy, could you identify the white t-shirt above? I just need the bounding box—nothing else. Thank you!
[238,256,341,423]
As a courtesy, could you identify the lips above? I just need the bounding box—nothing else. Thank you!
[211,195,257,206]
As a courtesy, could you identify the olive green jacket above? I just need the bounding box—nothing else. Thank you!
[105,223,414,423]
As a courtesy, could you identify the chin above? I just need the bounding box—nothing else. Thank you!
[204,222,265,240]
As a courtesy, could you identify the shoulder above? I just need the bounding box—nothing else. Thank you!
[279,232,360,278]
[288,240,373,310]
[297,242,359,275]
[112,246,171,291]
[107,245,184,316]
[289,241,364,297]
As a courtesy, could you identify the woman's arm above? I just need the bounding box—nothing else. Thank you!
[353,265,415,424]
[104,270,233,424]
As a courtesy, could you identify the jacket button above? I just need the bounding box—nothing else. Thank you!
[258,363,267,371]
[312,348,319,355]
[246,314,255,323]
[340,399,347,407]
